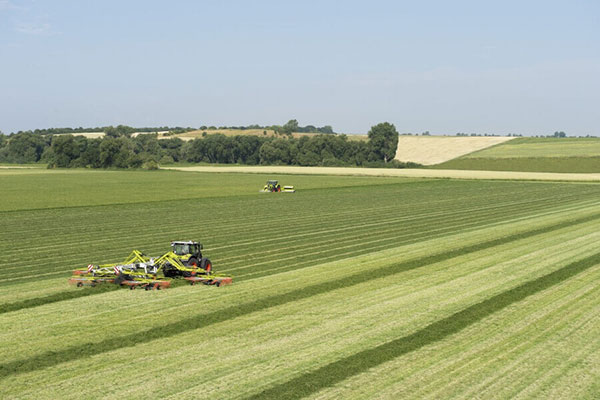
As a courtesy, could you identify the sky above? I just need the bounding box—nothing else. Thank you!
[0,0,598,135]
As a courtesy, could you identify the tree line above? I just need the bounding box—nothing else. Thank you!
[0,122,408,169]
[6,120,334,136]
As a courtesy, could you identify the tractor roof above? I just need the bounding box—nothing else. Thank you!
[267,180,278,184]
[171,240,198,245]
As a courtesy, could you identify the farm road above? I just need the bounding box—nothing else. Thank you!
[165,165,600,182]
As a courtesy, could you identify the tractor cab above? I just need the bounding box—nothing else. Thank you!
[171,240,203,266]
[264,180,281,192]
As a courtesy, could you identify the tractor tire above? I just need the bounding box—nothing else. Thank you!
[187,257,198,267]
[163,264,177,278]
[200,257,212,274]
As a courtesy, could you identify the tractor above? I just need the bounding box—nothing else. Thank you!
[259,180,295,193]
[261,180,281,192]
[69,241,231,290]
[170,240,212,272]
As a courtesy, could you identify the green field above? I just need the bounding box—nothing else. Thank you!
[435,137,600,173]
[1,169,600,399]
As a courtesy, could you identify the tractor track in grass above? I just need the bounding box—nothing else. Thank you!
[246,251,600,400]
[0,188,594,282]
[1,211,599,377]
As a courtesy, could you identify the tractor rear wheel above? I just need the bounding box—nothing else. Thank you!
[200,258,212,273]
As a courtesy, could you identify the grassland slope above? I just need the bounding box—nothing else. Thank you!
[435,137,600,173]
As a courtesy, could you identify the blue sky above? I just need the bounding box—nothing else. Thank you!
[0,0,598,135]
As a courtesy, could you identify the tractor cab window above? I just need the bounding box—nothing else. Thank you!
[173,243,190,255]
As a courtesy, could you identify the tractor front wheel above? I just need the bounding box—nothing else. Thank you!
[200,258,212,274]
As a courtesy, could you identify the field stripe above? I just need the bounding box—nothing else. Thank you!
[0,285,119,314]
[0,211,598,376]
[247,251,600,400]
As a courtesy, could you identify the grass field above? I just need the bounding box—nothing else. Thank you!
[1,169,600,399]
[435,137,600,172]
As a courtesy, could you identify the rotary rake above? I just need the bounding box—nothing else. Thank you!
[69,247,232,291]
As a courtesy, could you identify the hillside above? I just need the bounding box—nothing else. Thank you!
[435,137,600,173]
[394,136,514,165]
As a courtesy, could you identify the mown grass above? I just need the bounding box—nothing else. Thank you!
[1,170,600,398]
[249,251,600,400]
[2,210,599,376]
[0,169,404,211]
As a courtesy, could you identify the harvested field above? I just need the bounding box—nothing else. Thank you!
[1,169,599,399]
[394,136,514,165]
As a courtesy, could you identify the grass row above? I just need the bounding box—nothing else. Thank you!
[305,260,600,399]
[250,250,600,399]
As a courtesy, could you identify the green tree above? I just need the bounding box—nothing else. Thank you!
[368,122,399,163]
[283,119,299,135]
[104,125,135,138]
[4,132,47,163]
[99,137,132,167]
[49,135,79,167]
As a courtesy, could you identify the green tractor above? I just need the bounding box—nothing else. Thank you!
[170,240,212,272]
[259,180,295,193]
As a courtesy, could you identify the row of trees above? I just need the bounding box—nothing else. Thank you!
[8,125,196,136]
[197,120,335,135]
[7,120,334,136]
[0,123,403,168]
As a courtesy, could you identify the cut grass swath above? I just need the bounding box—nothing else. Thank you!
[247,251,600,400]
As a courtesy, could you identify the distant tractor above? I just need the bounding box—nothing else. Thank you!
[171,240,212,272]
[259,180,295,193]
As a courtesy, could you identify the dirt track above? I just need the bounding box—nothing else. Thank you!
[164,166,600,182]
